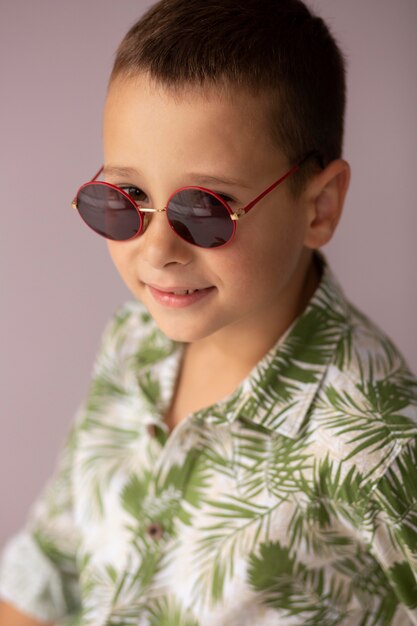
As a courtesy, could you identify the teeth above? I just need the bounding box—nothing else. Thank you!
[172,289,199,295]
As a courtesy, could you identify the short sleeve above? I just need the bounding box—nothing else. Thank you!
[368,436,417,625]
[0,303,135,623]
[0,408,83,622]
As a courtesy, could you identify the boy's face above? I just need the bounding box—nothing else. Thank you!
[103,72,316,348]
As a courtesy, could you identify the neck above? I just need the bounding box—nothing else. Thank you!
[165,250,322,428]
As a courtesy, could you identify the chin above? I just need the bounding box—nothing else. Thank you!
[155,323,204,344]
[151,315,218,344]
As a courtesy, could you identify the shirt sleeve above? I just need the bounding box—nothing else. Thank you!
[0,406,84,622]
[368,435,417,625]
[0,304,134,623]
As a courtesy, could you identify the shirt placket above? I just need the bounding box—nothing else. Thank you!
[106,413,204,623]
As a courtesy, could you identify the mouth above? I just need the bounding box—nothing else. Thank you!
[146,284,216,308]
[158,288,200,295]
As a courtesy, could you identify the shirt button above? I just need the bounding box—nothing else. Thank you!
[146,424,157,437]
[146,522,164,540]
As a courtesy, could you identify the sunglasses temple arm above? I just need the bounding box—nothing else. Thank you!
[242,150,324,215]
[243,164,300,214]
[90,166,104,182]
[71,166,104,210]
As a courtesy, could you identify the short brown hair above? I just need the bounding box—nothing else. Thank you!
[109,0,346,196]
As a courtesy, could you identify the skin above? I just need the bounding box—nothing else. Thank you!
[0,602,53,626]
[0,74,350,624]
[102,72,350,426]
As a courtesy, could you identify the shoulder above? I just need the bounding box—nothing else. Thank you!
[334,297,417,418]
[313,288,417,485]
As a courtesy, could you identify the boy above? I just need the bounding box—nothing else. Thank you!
[1,0,416,624]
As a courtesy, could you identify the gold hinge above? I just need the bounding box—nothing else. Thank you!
[231,208,246,221]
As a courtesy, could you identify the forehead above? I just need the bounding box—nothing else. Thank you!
[102,73,284,178]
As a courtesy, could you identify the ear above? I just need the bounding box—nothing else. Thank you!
[303,159,351,249]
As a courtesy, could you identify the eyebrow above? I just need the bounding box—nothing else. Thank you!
[102,165,250,189]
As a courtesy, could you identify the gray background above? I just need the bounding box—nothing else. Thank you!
[1,0,416,546]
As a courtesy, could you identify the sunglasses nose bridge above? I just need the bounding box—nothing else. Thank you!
[137,206,168,214]
[138,205,170,235]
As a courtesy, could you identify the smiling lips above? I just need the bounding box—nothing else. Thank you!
[147,284,216,308]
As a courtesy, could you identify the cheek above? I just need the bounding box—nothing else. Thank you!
[107,241,122,268]
[227,210,305,288]
[107,241,134,279]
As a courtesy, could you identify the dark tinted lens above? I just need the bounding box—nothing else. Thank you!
[76,183,141,241]
[167,189,234,248]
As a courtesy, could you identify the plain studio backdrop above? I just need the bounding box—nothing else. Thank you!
[0,0,416,547]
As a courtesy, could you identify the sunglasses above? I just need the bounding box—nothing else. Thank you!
[72,151,320,249]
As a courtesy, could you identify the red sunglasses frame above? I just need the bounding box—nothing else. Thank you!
[72,150,321,248]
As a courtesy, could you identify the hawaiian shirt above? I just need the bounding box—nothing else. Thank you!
[1,253,417,626]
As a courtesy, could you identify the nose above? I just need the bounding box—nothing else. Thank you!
[139,210,193,269]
